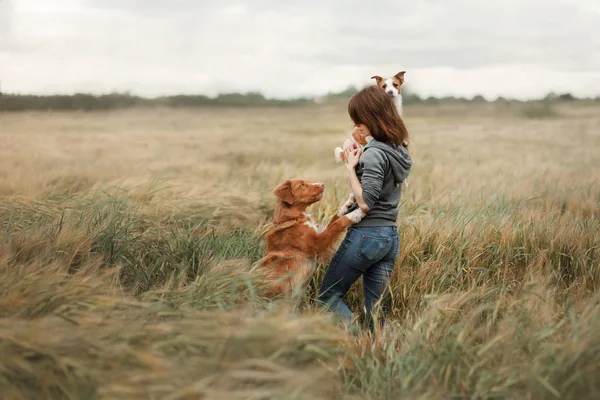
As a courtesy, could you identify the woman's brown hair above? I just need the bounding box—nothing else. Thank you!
[348,85,409,146]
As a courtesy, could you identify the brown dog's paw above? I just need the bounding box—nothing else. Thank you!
[346,208,366,224]
[337,193,356,217]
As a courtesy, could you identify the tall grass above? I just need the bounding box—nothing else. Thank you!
[341,285,600,399]
[0,194,265,294]
[1,185,598,398]
[1,104,599,399]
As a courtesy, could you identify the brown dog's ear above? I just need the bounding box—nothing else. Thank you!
[371,75,383,86]
[273,180,294,205]
[351,127,367,146]
[394,71,406,85]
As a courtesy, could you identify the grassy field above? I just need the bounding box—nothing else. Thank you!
[0,101,599,399]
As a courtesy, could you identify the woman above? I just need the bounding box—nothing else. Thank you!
[318,85,412,331]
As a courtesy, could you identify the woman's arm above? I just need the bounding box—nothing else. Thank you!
[345,147,386,214]
[346,164,370,213]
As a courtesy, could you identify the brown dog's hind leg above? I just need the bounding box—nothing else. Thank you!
[261,255,315,300]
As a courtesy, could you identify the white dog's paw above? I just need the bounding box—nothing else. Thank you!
[334,147,344,163]
[346,208,366,223]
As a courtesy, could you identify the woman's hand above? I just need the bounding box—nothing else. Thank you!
[345,148,370,214]
[342,138,358,160]
[346,147,362,169]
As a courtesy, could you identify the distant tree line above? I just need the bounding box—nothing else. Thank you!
[0,91,313,111]
[0,86,598,112]
[323,86,598,103]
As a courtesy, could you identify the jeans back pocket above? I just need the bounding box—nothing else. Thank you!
[358,234,392,263]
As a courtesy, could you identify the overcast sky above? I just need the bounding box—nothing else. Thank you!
[1,0,599,99]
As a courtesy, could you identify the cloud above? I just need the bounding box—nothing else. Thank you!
[0,0,14,44]
[0,0,599,98]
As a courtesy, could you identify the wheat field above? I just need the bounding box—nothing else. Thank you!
[1,102,599,399]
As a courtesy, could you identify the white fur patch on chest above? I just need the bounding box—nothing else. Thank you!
[394,94,403,117]
[303,213,321,233]
[383,78,403,117]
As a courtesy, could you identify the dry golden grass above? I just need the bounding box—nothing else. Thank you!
[1,102,599,399]
[1,104,598,212]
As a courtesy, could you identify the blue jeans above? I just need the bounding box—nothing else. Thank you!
[317,225,400,330]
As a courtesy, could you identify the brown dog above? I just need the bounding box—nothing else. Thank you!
[259,178,364,298]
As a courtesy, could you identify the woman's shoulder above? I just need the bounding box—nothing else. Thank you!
[361,145,389,166]
[365,139,394,153]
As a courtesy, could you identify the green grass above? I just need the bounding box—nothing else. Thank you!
[1,103,599,399]
[341,287,600,399]
[1,186,599,399]
[0,194,266,294]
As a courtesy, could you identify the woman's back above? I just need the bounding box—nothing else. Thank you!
[350,139,412,227]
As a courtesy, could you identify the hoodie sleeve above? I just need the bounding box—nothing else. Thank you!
[359,149,388,210]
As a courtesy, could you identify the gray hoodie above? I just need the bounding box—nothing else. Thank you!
[349,139,412,227]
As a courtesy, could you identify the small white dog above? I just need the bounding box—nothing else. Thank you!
[334,71,407,164]
[371,71,406,117]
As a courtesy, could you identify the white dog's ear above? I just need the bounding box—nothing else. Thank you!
[273,180,294,204]
[394,71,406,85]
[371,75,383,86]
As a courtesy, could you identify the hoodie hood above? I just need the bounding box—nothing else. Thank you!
[365,140,412,186]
